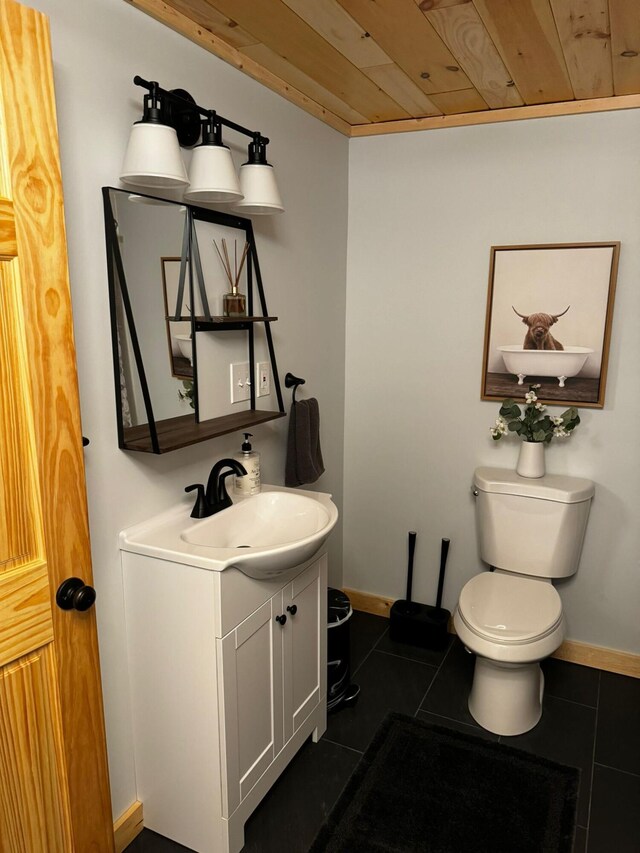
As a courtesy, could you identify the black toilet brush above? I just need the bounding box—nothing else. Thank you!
[390,533,451,650]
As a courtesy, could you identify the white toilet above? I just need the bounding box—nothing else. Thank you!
[454,466,594,737]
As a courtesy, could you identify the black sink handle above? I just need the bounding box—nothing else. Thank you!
[185,483,208,518]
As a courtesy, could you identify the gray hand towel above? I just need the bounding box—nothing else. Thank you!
[285,398,325,487]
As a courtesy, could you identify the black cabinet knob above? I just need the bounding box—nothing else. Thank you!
[275,614,287,626]
[286,605,297,616]
[56,578,97,612]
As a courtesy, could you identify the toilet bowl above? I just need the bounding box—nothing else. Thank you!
[454,572,564,735]
[457,467,594,737]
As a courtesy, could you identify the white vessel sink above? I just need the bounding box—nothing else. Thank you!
[120,486,338,579]
[181,491,337,577]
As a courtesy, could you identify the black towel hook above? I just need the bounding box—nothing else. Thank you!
[285,372,306,404]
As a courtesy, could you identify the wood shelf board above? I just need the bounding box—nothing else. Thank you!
[194,317,277,332]
[168,315,278,323]
[122,410,286,453]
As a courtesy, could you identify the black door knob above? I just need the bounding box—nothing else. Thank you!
[56,577,97,612]
[286,604,297,616]
[275,614,287,626]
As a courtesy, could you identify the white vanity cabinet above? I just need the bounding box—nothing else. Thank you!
[122,549,327,853]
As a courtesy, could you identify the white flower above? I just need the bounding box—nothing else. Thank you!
[552,416,563,426]
[491,417,508,437]
[532,384,541,389]
[525,391,537,404]
[553,426,570,438]
[535,402,546,411]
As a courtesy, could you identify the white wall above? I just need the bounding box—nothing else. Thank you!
[345,110,640,655]
[35,0,348,819]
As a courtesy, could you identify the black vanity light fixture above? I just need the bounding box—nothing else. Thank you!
[119,76,284,215]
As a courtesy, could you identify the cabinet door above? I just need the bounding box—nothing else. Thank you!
[283,555,326,743]
[218,594,284,816]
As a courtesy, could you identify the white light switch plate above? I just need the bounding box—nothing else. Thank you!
[230,362,251,404]
[256,361,270,397]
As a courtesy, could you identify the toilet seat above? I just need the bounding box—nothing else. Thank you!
[457,572,562,644]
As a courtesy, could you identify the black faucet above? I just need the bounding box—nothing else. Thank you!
[185,458,248,518]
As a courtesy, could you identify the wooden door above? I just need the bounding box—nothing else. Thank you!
[0,1,114,850]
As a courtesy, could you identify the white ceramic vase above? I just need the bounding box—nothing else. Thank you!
[516,441,545,478]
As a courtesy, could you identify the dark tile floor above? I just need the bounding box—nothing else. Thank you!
[126,611,640,853]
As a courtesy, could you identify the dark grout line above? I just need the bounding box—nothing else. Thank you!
[593,761,640,780]
[584,669,601,848]
[543,691,598,711]
[320,736,364,756]
[372,625,389,651]
[373,648,441,669]
[351,624,389,679]
[544,692,600,712]
[415,707,485,734]
[414,638,455,717]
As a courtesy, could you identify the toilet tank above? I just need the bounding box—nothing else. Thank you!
[473,467,594,579]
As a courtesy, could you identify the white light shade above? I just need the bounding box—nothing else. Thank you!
[234,163,284,215]
[184,144,243,202]
[120,122,189,188]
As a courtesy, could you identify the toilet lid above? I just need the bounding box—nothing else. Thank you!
[458,573,562,643]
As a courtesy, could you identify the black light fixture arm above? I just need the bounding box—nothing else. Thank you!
[133,75,269,147]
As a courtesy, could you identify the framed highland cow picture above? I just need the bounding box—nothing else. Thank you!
[481,242,620,408]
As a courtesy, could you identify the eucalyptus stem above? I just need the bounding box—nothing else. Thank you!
[490,384,580,443]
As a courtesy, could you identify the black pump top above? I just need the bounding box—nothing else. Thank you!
[241,432,253,452]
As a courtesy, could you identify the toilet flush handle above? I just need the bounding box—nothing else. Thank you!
[471,488,479,497]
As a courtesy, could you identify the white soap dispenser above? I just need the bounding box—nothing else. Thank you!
[234,432,261,496]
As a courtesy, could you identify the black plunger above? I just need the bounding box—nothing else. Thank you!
[405,531,417,602]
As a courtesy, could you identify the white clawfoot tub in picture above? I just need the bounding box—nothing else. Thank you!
[498,346,593,388]
[174,334,193,364]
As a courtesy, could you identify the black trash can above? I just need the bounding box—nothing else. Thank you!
[327,588,359,712]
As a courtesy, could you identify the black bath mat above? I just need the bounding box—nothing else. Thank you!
[310,713,579,853]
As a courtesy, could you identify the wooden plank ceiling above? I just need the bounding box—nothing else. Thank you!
[126,0,640,136]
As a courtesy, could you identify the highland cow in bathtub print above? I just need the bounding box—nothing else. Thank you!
[481,243,619,409]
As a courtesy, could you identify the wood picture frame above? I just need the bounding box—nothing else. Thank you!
[481,242,620,409]
[161,256,193,380]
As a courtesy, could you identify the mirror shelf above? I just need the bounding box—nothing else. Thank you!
[103,187,285,454]
[193,316,277,331]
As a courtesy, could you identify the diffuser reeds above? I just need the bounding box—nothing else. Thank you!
[213,238,249,294]
[214,238,249,317]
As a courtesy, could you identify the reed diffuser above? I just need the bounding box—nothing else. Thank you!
[214,238,249,317]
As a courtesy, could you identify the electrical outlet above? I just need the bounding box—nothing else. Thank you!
[230,362,251,404]
[256,361,270,397]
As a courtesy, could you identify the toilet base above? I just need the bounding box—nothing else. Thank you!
[468,656,544,736]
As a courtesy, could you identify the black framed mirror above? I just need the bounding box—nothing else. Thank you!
[102,187,285,453]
